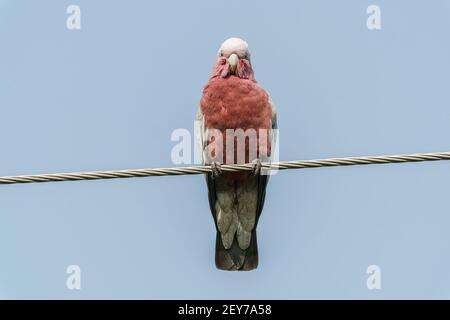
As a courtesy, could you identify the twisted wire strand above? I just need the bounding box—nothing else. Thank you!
[1,151,450,185]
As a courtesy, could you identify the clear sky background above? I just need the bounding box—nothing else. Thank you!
[1,0,450,299]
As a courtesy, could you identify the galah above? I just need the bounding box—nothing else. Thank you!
[197,38,277,271]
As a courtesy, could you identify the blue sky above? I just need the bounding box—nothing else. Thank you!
[1,0,450,299]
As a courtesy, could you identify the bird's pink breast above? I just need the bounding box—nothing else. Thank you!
[200,76,272,182]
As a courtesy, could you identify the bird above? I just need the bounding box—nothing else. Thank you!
[197,37,277,271]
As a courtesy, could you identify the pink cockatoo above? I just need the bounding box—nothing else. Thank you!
[197,38,277,271]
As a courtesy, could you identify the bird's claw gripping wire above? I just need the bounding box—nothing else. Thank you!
[252,159,262,176]
[211,161,223,178]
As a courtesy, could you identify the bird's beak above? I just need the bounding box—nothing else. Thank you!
[228,53,239,74]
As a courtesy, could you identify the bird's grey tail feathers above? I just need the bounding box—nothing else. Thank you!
[215,230,258,271]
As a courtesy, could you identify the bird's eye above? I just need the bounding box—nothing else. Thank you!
[220,51,224,57]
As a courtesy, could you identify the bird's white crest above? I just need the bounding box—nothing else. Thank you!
[219,37,250,59]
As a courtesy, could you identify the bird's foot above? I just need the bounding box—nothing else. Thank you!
[252,159,262,176]
[211,161,223,178]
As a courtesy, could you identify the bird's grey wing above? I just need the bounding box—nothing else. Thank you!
[254,94,277,225]
[197,108,238,249]
[268,94,278,157]
[195,108,207,166]
[196,109,216,220]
